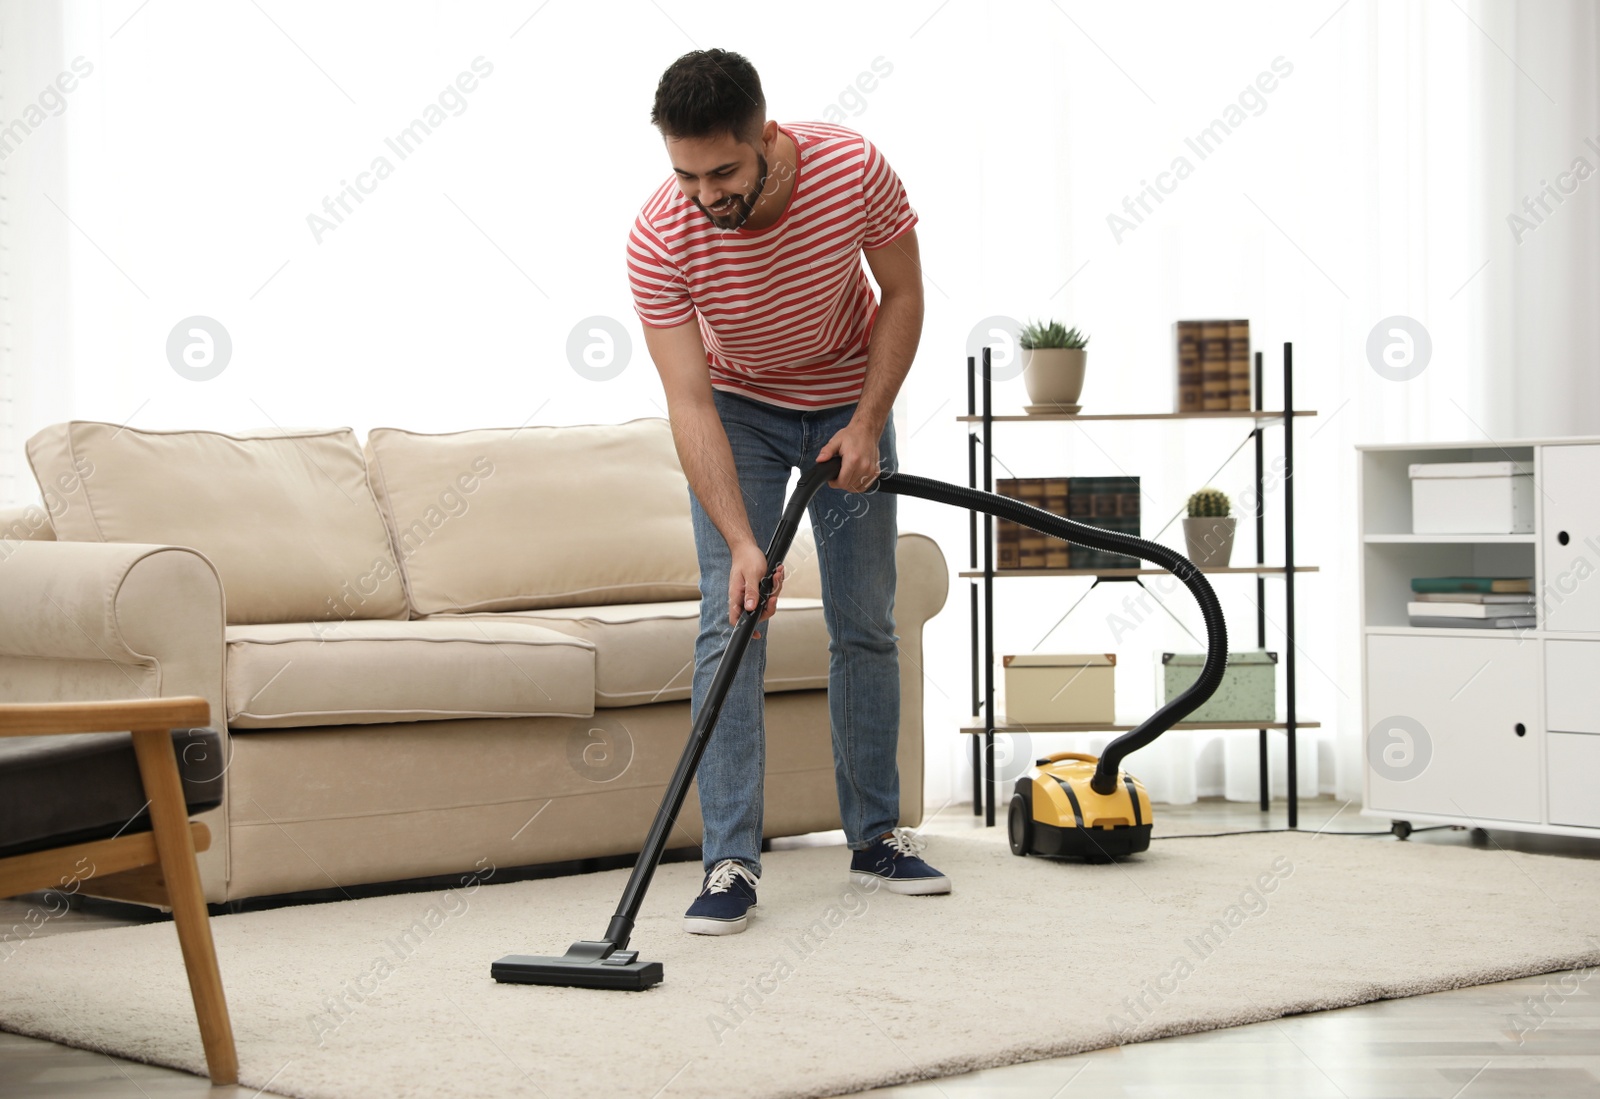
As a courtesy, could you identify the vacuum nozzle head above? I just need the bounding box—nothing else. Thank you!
[491,941,663,991]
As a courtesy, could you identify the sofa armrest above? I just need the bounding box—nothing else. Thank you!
[0,540,224,697]
[891,532,950,627]
[0,503,57,548]
[0,541,230,898]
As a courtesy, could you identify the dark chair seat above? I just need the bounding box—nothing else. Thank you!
[0,728,224,858]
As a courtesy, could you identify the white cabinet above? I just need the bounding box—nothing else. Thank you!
[1365,635,1540,823]
[1359,436,1600,840]
[1541,445,1600,633]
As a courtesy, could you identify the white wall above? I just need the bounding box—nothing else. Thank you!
[2,0,1596,812]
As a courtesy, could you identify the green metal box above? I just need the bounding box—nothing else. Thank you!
[1161,650,1278,723]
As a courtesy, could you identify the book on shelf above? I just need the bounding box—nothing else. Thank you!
[1174,317,1251,412]
[1044,480,1069,567]
[994,477,1025,568]
[1410,577,1533,594]
[1226,318,1251,410]
[1174,321,1202,413]
[1408,615,1536,630]
[1405,601,1534,619]
[1199,320,1230,411]
[1411,592,1536,604]
[995,477,1068,569]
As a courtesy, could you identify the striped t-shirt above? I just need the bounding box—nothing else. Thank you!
[627,121,918,411]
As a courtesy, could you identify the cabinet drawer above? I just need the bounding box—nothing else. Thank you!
[1546,640,1600,733]
[1548,733,1600,828]
[1365,634,1540,823]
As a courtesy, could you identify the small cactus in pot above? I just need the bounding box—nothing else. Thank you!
[1182,487,1236,568]
[1186,488,1231,518]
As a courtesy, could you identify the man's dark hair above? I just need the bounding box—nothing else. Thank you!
[651,49,765,144]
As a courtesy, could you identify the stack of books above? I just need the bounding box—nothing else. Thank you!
[1174,319,1251,412]
[1068,475,1140,571]
[1407,577,1536,629]
[996,477,1069,569]
[995,476,1140,571]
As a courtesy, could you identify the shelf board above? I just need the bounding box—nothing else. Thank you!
[1363,533,1536,544]
[957,410,1317,423]
[961,717,1321,734]
[958,565,1319,578]
[1356,438,1595,451]
[1364,625,1540,638]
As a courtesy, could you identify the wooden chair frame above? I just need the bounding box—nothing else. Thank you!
[0,696,238,1086]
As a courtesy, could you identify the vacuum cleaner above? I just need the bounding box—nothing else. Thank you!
[491,455,1226,991]
[1008,751,1155,862]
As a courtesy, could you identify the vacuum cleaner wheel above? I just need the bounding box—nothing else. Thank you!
[1007,793,1032,857]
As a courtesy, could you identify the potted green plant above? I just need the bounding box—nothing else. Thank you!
[1019,320,1090,413]
[1183,487,1235,568]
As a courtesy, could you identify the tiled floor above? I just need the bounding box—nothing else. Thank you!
[3,796,1597,1098]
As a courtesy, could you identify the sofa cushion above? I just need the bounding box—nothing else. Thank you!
[431,597,831,708]
[26,422,407,625]
[224,619,595,729]
[363,418,700,616]
[0,728,224,858]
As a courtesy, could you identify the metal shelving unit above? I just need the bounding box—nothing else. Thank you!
[964,341,1317,828]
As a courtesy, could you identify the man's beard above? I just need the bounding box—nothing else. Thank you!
[696,152,769,230]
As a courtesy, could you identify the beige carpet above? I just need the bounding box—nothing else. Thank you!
[3,826,1599,1099]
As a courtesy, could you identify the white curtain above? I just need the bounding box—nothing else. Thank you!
[2,1,1596,813]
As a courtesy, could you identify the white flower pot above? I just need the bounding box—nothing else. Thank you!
[1182,516,1237,569]
[1021,347,1086,408]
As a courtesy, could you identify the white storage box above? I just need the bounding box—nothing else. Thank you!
[1002,653,1114,724]
[1409,461,1534,534]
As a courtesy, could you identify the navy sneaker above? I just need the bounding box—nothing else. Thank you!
[850,827,951,895]
[684,858,759,935]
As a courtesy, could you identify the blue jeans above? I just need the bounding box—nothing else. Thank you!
[688,387,902,878]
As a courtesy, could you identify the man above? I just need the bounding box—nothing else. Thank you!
[627,48,948,936]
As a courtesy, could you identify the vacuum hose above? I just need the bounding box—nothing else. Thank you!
[873,470,1228,795]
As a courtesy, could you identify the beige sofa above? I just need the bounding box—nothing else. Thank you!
[0,417,947,903]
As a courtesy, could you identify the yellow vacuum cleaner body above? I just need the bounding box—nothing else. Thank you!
[1009,752,1154,862]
